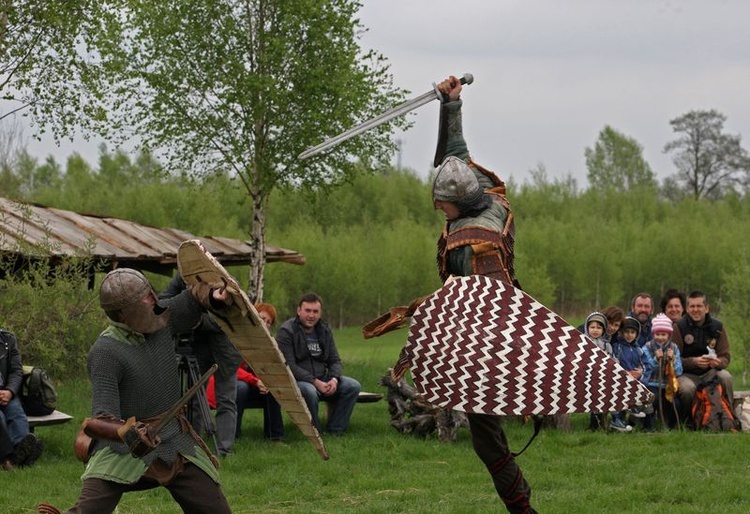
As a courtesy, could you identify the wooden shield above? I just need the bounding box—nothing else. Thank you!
[177,240,328,460]
[405,275,653,416]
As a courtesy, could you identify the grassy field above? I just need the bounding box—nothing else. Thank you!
[5,327,750,513]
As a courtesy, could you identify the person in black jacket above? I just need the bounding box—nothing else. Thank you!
[159,272,243,457]
[276,293,360,435]
[0,329,43,469]
[671,290,734,424]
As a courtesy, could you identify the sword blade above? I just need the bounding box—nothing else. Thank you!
[298,73,474,160]
[153,363,218,434]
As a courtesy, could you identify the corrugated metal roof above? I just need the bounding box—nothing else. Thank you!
[0,197,304,275]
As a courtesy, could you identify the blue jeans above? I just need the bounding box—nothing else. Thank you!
[0,396,30,445]
[235,381,284,440]
[297,377,360,434]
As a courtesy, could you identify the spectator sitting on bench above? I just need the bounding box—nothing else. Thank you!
[1,329,43,470]
[206,303,284,442]
[277,293,361,436]
[672,290,735,426]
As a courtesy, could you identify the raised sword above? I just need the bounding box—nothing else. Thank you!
[298,73,474,160]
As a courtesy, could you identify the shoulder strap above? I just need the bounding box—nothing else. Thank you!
[512,416,543,458]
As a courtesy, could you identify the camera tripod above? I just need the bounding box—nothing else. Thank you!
[175,339,219,455]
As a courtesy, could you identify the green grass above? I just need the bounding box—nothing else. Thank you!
[5,327,750,513]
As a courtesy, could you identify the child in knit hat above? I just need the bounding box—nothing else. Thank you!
[583,312,632,431]
[641,313,684,430]
[584,311,612,355]
[612,316,648,425]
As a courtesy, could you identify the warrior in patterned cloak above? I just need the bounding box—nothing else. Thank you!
[431,75,536,514]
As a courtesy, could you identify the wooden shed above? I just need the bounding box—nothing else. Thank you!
[0,197,304,278]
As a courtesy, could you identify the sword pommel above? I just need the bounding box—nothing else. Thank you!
[460,73,473,85]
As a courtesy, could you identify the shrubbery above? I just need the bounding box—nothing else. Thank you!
[0,258,103,378]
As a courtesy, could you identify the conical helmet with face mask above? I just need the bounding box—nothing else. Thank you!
[99,268,169,334]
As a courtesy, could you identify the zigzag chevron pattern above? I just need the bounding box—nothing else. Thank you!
[406,275,653,416]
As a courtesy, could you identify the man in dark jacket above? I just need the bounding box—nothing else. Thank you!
[629,292,654,348]
[277,293,360,435]
[0,329,43,469]
[160,273,242,457]
[671,290,734,424]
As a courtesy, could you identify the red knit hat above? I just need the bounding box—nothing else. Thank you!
[651,313,673,334]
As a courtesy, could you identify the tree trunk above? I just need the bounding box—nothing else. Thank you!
[246,189,266,304]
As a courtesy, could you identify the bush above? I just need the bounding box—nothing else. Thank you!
[0,258,103,378]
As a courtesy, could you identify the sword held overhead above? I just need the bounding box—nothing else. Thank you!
[298,73,474,160]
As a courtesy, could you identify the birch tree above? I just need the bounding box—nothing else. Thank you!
[9,0,406,301]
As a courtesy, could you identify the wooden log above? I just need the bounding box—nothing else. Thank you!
[380,370,468,441]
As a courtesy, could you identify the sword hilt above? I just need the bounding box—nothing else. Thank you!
[433,73,474,101]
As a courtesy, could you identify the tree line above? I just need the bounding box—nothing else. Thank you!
[3,146,750,318]
[2,144,750,378]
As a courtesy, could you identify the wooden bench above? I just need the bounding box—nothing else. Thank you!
[357,391,383,403]
[325,391,382,419]
[27,410,73,431]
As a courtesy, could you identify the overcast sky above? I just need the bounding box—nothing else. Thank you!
[19,0,750,187]
[357,0,750,185]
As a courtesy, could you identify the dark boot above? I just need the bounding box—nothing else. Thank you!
[487,453,535,514]
[642,412,657,432]
[13,433,44,467]
[588,413,606,431]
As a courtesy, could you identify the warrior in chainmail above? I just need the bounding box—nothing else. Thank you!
[39,269,232,514]
[432,76,536,514]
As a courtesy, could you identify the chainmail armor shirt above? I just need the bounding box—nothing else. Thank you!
[84,290,218,482]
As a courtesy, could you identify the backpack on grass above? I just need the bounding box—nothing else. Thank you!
[20,365,57,416]
[692,378,738,432]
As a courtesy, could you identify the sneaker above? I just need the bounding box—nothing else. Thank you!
[629,408,647,419]
[610,419,633,432]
